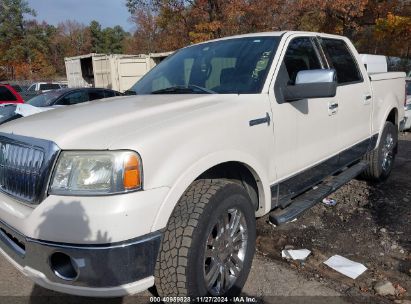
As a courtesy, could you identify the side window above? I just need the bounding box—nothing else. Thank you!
[104,90,115,98]
[88,90,105,101]
[283,37,322,85]
[320,38,362,84]
[0,86,17,101]
[57,92,88,105]
[40,83,61,90]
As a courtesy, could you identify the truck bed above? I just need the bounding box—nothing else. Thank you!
[369,72,406,135]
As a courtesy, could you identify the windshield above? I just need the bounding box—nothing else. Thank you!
[27,91,63,107]
[131,37,280,94]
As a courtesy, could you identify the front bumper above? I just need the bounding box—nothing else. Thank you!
[0,219,161,297]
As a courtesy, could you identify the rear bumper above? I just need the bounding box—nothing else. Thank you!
[0,219,161,297]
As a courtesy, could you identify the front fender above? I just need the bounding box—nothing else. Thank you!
[150,150,272,232]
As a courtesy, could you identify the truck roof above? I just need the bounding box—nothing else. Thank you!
[189,31,348,47]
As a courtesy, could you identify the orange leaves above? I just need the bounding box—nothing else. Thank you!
[374,13,411,57]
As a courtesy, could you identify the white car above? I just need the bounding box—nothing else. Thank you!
[0,31,406,298]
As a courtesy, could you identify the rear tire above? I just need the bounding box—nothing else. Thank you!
[155,179,256,297]
[361,121,397,182]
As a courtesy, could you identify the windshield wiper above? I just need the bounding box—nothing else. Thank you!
[151,85,216,94]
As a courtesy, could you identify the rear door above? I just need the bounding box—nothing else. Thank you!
[269,35,340,204]
[319,38,372,165]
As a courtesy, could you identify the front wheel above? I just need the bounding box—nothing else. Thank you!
[362,121,398,181]
[155,179,256,297]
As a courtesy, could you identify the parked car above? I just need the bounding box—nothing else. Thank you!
[0,31,405,298]
[27,82,62,92]
[20,82,63,100]
[0,84,24,104]
[26,87,122,107]
[403,78,411,130]
[0,88,122,125]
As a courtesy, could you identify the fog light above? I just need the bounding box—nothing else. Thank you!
[49,252,78,281]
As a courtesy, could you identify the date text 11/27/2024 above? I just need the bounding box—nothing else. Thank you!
[149,296,258,302]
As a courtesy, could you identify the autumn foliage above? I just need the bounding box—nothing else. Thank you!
[126,0,410,59]
[0,0,410,80]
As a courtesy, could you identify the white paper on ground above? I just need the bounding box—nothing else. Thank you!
[15,104,53,117]
[323,255,367,279]
[281,249,311,260]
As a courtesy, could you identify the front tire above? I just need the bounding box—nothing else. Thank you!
[155,179,256,297]
[362,121,398,181]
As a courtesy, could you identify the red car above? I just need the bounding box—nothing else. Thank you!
[0,84,24,104]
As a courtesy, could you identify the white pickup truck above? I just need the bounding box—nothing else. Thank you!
[0,31,405,298]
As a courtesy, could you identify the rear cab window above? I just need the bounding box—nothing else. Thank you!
[320,38,363,84]
[39,83,61,90]
[0,86,17,101]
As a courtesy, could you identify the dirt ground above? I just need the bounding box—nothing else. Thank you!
[256,131,411,303]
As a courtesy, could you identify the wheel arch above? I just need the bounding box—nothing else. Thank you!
[375,106,399,148]
[150,153,271,232]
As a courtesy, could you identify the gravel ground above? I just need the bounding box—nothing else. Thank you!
[0,133,410,304]
[256,131,411,303]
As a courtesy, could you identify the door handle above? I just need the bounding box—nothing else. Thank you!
[328,102,338,116]
[329,103,339,110]
[364,94,372,104]
[249,112,271,127]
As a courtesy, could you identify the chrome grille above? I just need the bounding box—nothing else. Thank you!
[0,133,60,204]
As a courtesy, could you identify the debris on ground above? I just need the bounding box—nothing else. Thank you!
[395,283,407,297]
[374,280,396,296]
[322,197,337,206]
[281,249,311,261]
[323,255,367,279]
[256,132,411,302]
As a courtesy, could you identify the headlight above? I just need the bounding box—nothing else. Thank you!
[49,151,142,195]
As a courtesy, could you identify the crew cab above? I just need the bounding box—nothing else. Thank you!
[0,31,405,298]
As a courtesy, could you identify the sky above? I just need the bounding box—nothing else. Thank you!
[27,0,134,31]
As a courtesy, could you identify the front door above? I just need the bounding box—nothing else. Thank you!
[269,35,341,205]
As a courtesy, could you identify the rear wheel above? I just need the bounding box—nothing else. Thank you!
[362,121,397,181]
[155,179,256,297]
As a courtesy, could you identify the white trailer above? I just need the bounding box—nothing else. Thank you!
[65,52,172,92]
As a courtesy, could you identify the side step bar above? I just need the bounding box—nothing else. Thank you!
[269,161,368,226]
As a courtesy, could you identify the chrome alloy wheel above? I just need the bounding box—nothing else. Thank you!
[203,208,248,296]
[381,132,395,172]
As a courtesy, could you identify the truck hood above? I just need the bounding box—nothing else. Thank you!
[0,94,228,149]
